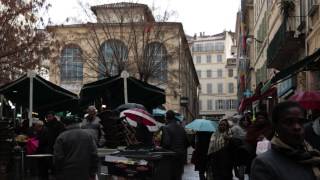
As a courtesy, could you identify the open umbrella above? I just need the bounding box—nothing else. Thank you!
[151,108,184,121]
[289,91,320,110]
[120,108,159,132]
[115,103,146,112]
[185,119,218,132]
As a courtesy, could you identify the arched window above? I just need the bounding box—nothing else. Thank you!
[145,42,168,81]
[99,39,128,78]
[60,46,83,82]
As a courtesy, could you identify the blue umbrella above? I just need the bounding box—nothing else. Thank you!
[152,108,166,116]
[152,108,184,121]
[185,119,218,132]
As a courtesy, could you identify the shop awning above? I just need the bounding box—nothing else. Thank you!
[238,87,277,112]
[259,48,320,95]
[80,76,165,110]
[271,48,320,85]
[0,74,79,113]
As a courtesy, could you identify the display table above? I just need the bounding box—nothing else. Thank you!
[100,148,176,180]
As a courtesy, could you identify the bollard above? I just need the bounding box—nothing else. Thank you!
[12,145,24,180]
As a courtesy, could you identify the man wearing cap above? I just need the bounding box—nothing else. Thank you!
[54,116,98,180]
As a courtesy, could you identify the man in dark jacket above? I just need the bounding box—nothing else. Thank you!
[53,116,98,180]
[45,111,65,153]
[251,101,320,180]
[35,112,64,180]
[161,110,188,180]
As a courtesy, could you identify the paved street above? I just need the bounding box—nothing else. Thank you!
[182,147,199,180]
[182,163,199,180]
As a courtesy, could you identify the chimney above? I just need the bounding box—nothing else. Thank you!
[200,32,202,37]
[194,33,197,39]
[203,32,205,36]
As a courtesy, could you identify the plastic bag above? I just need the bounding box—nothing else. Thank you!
[256,138,271,155]
[26,137,39,155]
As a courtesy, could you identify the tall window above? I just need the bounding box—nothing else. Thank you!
[228,69,233,77]
[145,42,168,81]
[216,100,224,110]
[231,100,238,109]
[60,46,83,82]
[217,54,222,62]
[207,70,212,78]
[199,100,202,111]
[207,100,213,110]
[218,83,223,94]
[196,56,201,63]
[100,39,128,78]
[228,83,234,93]
[206,55,212,63]
[207,83,212,94]
[197,70,201,78]
[225,100,231,110]
[215,42,225,51]
[217,69,223,78]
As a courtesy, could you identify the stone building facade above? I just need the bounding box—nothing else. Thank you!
[236,0,320,114]
[47,2,200,122]
[188,32,238,120]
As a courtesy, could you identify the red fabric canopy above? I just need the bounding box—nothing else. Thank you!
[238,87,277,112]
[289,91,320,110]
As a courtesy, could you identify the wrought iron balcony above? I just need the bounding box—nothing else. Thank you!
[267,16,305,70]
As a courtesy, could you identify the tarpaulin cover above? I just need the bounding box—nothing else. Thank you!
[80,76,165,110]
[0,74,79,113]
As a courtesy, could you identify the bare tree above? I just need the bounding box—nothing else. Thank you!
[70,1,180,84]
[0,0,57,84]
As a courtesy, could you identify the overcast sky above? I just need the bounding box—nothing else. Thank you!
[46,0,240,36]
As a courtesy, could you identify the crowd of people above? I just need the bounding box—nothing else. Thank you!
[16,107,190,180]
[14,101,320,180]
[16,107,103,180]
[191,101,320,180]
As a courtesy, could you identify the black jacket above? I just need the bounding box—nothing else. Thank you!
[45,120,64,153]
[161,121,188,156]
[251,148,315,180]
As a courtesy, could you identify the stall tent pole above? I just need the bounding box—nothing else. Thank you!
[0,94,3,120]
[28,71,36,127]
[121,71,129,104]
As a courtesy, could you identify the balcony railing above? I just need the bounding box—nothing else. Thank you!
[267,16,305,70]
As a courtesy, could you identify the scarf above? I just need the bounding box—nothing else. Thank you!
[271,136,320,180]
[208,130,231,155]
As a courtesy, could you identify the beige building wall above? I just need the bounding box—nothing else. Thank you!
[189,32,238,120]
[306,0,320,91]
[47,3,199,122]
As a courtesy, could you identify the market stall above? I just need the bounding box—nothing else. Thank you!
[79,74,165,111]
[99,147,176,180]
[0,71,79,126]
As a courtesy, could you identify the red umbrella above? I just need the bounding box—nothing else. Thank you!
[120,108,159,132]
[289,91,320,110]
